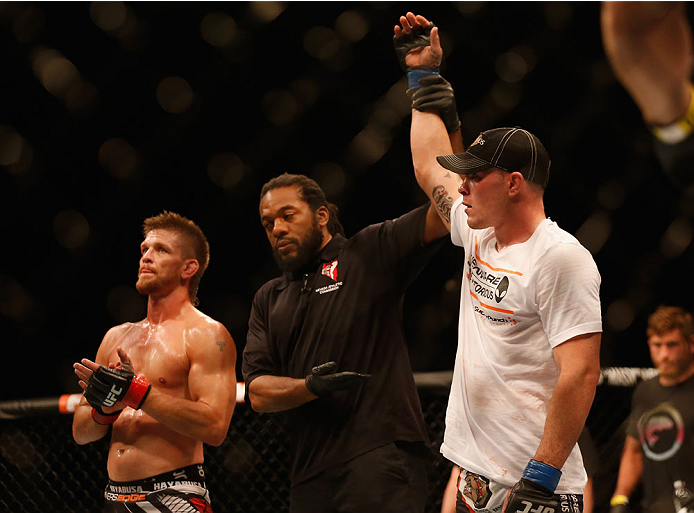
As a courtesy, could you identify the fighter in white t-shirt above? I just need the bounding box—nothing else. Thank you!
[395,12,602,513]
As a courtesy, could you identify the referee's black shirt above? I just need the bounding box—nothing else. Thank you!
[243,203,443,486]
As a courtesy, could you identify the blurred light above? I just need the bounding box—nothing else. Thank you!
[304,26,339,59]
[0,127,33,176]
[65,80,100,119]
[349,126,388,168]
[290,79,320,107]
[156,76,194,114]
[32,48,80,97]
[590,60,615,91]
[91,2,146,51]
[0,126,24,166]
[99,138,140,180]
[606,299,636,332]
[207,152,245,189]
[369,105,401,132]
[335,10,368,43]
[0,275,32,320]
[495,51,529,84]
[30,46,98,118]
[201,12,236,47]
[444,278,460,293]
[107,285,145,323]
[490,81,520,110]
[383,79,413,118]
[455,2,485,16]
[89,1,127,32]
[575,211,612,255]
[53,210,90,250]
[261,90,298,125]
[597,180,626,210]
[312,162,347,197]
[544,2,574,31]
[660,217,692,258]
[12,6,46,43]
[249,1,286,23]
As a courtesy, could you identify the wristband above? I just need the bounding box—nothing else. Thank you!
[121,375,152,409]
[91,407,121,425]
[522,459,562,493]
[650,85,694,144]
[611,495,629,506]
[407,69,440,90]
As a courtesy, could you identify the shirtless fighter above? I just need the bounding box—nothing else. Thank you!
[72,211,237,512]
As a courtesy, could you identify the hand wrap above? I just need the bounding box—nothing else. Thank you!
[85,365,152,410]
[305,361,370,397]
[505,460,562,513]
[410,74,461,133]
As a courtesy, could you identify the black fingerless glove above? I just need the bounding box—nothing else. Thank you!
[85,365,151,410]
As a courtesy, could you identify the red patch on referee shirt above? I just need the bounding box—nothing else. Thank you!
[321,259,338,281]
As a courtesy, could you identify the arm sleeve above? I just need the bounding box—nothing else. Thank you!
[449,195,469,249]
[626,383,644,439]
[356,203,445,291]
[535,242,603,348]
[242,286,278,389]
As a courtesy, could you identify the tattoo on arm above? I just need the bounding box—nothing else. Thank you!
[216,341,226,352]
[443,171,462,184]
[432,185,453,223]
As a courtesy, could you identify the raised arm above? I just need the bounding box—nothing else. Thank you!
[601,1,692,127]
[394,12,463,236]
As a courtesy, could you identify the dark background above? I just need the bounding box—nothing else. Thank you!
[1,2,692,402]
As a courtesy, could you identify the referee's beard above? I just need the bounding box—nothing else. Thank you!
[273,216,324,273]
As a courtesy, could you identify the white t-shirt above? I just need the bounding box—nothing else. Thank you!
[441,195,602,493]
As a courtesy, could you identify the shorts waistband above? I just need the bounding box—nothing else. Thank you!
[106,463,206,494]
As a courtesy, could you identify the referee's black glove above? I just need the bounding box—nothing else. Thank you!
[305,361,370,397]
[410,74,461,133]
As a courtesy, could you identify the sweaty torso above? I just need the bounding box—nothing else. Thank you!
[104,313,204,481]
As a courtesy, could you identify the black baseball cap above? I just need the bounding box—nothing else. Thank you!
[436,127,551,188]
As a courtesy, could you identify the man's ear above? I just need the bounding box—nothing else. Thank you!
[182,259,200,280]
[315,205,330,228]
[508,172,524,197]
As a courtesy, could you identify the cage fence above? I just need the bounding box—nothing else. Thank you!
[0,369,652,513]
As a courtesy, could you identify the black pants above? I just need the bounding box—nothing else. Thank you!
[290,441,428,513]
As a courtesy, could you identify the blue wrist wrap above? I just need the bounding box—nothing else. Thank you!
[407,69,440,90]
[522,459,562,492]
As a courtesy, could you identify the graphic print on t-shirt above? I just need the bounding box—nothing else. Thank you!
[466,237,519,326]
[637,402,685,461]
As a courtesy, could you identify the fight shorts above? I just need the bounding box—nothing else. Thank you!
[103,463,212,512]
[454,466,583,513]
